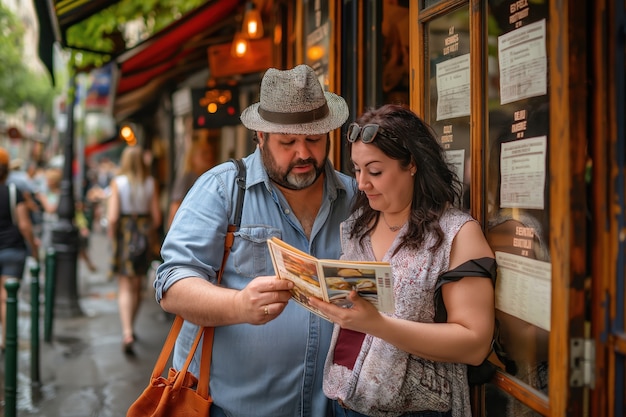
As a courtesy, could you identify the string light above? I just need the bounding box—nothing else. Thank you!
[120,124,137,146]
[231,31,248,57]
[242,2,263,39]
[231,2,262,57]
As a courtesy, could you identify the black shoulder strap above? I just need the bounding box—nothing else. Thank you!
[230,158,246,228]
[219,159,246,286]
[433,257,496,323]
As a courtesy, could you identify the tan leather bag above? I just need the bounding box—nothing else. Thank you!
[126,316,213,417]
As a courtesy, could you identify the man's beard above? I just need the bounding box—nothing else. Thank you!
[261,145,327,190]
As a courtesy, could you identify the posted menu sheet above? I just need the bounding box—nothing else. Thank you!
[500,136,547,210]
[498,19,547,105]
[495,251,551,331]
[436,53,471,121]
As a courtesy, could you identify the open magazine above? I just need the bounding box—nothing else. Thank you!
[267,237,395,320]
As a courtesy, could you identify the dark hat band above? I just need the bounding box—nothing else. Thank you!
[258,103,329,125]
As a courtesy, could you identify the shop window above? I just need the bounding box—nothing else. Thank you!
[424,6,471,210]
[382,0,410,105]
[484,1,551,415]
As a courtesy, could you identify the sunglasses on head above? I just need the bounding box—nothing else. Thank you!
[347,123,386,143]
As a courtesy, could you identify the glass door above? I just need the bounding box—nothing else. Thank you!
[483,2,551,415]
[412,1,592,415]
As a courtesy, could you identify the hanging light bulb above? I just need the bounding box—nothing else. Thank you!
[231,31,248,58]
[120,124,137,146]
[242,2,263,39]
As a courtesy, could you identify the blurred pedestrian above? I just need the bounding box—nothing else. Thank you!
[0,147,39,351]
[7,158,44,236]
[167,132,216,228]
[24,160,46,236]
[86,157,115,233]
[26,160,47,195]
[38,167,62,257]
[76,200,97,273]
[107,146,162,354]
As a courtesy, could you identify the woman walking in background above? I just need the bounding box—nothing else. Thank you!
[166,131,216,228]
[0,147,39,351]
[107,146,161,355]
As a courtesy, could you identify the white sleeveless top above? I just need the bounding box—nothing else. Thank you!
[113,175,154,215]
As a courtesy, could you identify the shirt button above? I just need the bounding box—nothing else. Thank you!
[284,209,291,214]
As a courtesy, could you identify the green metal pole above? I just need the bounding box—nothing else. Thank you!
[44,248,56,343]
[30,262,41,385]
[4,277,20,417]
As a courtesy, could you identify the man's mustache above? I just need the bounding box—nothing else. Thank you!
[289,158,317,169]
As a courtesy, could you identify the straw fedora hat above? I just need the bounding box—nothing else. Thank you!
[240,65,349,135]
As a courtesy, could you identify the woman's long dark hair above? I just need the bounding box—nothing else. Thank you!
[348,104,463,254]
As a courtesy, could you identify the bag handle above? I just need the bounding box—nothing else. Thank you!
[150,159,247,398]
[150,314,184,379]
[172,315,204,389]
[194,222,238,398]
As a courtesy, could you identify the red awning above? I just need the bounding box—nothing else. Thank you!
[85,137,123,157]
[114,0,243,121]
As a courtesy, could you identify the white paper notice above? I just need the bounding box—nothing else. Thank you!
[500,136,546,209]
[445,149,465,184]
[436,54,471,121]
[498,19,547,105]
[495,251,551,331]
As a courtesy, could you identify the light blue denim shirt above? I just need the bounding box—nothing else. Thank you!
[155,148,356,417]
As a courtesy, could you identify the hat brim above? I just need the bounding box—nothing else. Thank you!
[240,92,349,135]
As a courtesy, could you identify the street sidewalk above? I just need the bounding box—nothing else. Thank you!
[1,231,174,417]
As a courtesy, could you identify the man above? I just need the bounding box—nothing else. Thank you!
[155,64,356,417]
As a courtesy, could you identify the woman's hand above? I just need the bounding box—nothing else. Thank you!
[308,291,385,334]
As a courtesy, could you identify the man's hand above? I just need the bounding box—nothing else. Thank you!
[235,276,294,325]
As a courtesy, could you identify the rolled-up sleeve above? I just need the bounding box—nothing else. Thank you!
[154,168,233,303]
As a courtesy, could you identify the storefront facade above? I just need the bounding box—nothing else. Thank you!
[133,2,626,414]
[36,1,625,415]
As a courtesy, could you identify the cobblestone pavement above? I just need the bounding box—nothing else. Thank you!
[0,231,173,417]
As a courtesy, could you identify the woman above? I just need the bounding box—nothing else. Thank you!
[107,146,161,354]
[309,105,496,417]
[0,147,39,351]
[166,132,215,228]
